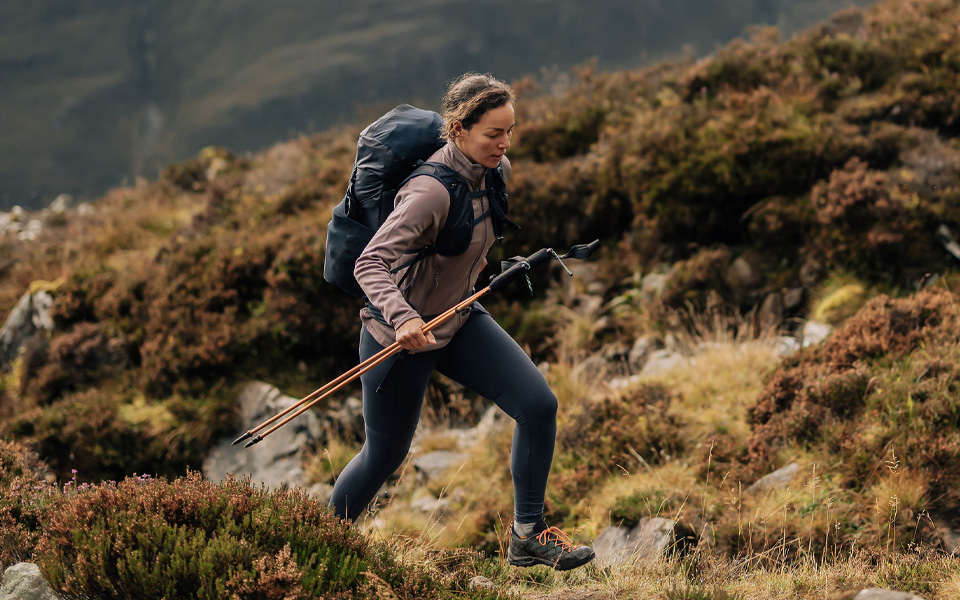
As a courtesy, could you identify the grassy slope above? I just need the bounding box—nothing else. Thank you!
[1,0,960,597]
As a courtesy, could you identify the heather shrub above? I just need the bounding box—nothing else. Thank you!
[3,387,235,482]
[552,381,684,505]
[36,472,494,600]
[0,439,57,570]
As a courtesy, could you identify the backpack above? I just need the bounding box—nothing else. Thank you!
[323,104,514,298]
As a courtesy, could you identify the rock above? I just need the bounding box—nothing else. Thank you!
[627,335,657,373]
[639,349,689,377]
[783,287,805,311]
[775,336,800,358]
[745,463,801,495]
[594,517,696,567]
[853,589,926,600]
[49,194,72,214]
[468,576,495,590]
[574,354,609,380]
[1,290,54,372]
[409,494,452,518]
[727,256,761,290]
[640,273,668,301]
[306,482,334,503]
[202,382,322,490]
[802,321,832,347]
[327,396,364,443]
[0,563,60,600]
[413,450,466,483]
[757,292,784,331]
[934,521,960,555]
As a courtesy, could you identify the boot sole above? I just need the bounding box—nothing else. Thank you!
[507,552,595,571]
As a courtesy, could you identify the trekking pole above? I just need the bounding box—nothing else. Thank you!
[236,239,600,448]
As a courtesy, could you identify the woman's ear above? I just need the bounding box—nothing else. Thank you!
[451,120,464,137]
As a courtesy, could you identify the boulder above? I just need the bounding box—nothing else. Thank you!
[627,335,657,373]
[639,349,689,377]
[1,290,54,372]
[802,321,832,348]
[745,463,801,495]
[757,292,784,331]
[727,256,761,290]
[412,450,466,483]
[594,517,696,567]
[202,382,322,490]
[0,563,60,600]
[468,576,495,590]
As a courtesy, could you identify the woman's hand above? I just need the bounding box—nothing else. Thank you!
[396,317,437,350]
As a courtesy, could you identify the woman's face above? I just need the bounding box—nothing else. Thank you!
[454,103,515,169]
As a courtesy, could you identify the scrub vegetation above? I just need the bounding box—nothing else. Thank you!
[1,0,960,597]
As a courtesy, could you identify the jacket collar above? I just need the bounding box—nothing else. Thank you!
[443,141,486,189]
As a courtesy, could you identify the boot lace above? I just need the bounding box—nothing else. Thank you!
[537,526,577,552]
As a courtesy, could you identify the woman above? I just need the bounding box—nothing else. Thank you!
[329,73,595,571]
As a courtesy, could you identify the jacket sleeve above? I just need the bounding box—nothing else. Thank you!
[354,176,449,329]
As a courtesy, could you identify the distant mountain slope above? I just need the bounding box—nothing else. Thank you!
[0,0,870,210]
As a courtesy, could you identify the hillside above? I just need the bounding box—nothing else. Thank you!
[1,0,871,210]
[1,0,960,597]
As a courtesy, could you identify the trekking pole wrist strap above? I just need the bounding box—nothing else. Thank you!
[489,247,553,292]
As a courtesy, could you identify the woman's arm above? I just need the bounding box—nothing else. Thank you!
[353,175,449,331]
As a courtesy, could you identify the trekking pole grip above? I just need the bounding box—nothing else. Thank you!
[489,247,551,292]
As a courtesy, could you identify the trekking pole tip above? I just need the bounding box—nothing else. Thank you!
[232,431,252,446]
[244,435,263,449]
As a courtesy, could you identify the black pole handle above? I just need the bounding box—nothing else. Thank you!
[488,240,600,292]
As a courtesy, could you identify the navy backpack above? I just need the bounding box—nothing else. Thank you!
[323,104,514,298]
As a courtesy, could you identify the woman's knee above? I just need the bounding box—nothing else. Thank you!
[514,387,557,424]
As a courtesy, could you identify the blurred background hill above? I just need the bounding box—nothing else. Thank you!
[1,0,871,211]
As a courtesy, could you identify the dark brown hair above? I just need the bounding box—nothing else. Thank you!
[440,73,515,141]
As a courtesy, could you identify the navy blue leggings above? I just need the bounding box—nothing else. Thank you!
[330,309,558,523]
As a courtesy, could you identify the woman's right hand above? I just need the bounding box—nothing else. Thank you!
[395,317,437,350]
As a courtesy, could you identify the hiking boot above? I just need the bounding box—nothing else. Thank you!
[507,520,595,571]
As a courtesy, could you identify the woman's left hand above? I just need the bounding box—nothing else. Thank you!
[395,317,437,350]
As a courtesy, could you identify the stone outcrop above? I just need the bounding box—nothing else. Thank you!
[202,381,322,491]
[0,290,54,372]
[745,463,801,495]
[593,517,696,567]
[0,563,59,600]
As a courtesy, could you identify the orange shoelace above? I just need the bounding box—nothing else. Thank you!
[536,526,577,552]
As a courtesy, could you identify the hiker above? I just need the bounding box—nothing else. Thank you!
[329,73,595,571]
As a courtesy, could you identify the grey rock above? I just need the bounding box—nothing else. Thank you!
[934,522,960,555]
[413,450,466,483]
[574,354,609,380]
[728,256,761,290]
[640,349,689,377]
[757,292,784,331]
[783,287,805,310]
[854,589,926,600]
[775,336,800,358]
[0,563,60,600]
[328,396,364,443]
[802,321,832,347]
[640,273,668,301]
[203,382,322,490]
[49,194,72,214]
[745,463,801,495]
[594,517,695,567]
[1,291,54,372]
[627,335,657,373]
[409,494,452,518]
[468,576,495,590]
